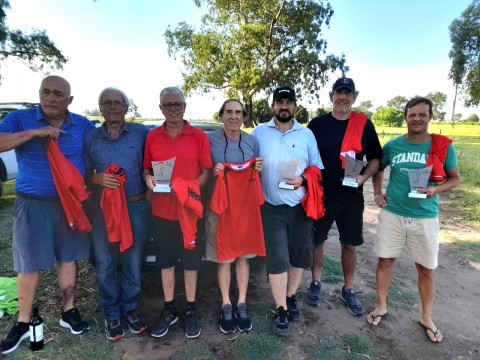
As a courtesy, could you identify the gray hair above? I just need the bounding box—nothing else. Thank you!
[98,87,130,107]
[159,86,185,104]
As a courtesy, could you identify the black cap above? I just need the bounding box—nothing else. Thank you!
[273,86,296,102]
[332,77,356,92]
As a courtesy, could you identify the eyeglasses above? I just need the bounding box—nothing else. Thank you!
[100,100,126,107]
[39,89,69,99]
[161,102,185,110]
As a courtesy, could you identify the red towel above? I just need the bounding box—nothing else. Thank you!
[301,166,325,220]
[100,164,133,252]
[426,134,453,183]
[172,178,203,250]
[46,139,92,232]
[339,111,367,169]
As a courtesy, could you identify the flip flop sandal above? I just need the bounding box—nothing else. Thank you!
[366,311,388,326]
[419,321,442,343]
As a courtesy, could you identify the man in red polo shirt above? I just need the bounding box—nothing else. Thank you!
[143,86,212,339]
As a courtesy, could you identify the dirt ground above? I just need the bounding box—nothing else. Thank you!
[113,181,480,360]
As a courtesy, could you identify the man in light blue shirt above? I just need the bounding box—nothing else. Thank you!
[251,85,323,337]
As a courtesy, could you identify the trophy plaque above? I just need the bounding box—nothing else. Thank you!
[408,165,432,199]
[152,157,176,193]
[342,154,366,188]
[278,160,299,190]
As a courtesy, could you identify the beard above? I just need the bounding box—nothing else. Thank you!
[274,110,294,123]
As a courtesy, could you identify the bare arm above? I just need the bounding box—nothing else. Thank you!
[0,126,65,152]
[417,167,460,198]
[196,168,210,187]
[142,168,155,190]
[372,164,387,207]
[357,158,380,186]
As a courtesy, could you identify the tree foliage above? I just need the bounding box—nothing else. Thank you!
[448,0,480,107]
[386,95,408,110]
[126,98,141,121]
[426,91,447,121]
[354,100,373,117]
[164,0,347,127]
[0,0,67,83]
[372,107,404,127]
[295,104,309,124]
[252,98,272,124]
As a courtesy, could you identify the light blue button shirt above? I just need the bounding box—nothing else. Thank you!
[251,118,323,206]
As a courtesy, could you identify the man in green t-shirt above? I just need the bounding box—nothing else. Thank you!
[368,96,460,344]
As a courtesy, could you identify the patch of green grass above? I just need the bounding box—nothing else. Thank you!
[363,279,418,309]
[232,332,286,360]
[322,255,344,284]
[453,240,480,263]
[171,343,212,360]
[301,333,375,360]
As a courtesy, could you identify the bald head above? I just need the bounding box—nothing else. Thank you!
[39,75,73,121]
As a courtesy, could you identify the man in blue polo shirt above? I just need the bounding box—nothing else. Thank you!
[0,75,93,355]
[83,87,150,341]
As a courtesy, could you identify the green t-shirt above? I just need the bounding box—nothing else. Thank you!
[382,135,458,218]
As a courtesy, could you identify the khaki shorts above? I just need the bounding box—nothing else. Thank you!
[374,209,440,269]
[204,207,256,264]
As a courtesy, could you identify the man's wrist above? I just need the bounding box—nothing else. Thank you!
[300,174,307,186]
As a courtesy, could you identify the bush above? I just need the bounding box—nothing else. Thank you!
[372,107,404,127]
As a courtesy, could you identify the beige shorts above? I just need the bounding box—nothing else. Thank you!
[374,209,440,269]
[204,207,256,264]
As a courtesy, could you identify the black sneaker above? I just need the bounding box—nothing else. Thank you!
[105,319,124,341]
[306,281,321,307]
[220,304,235,334]
[151,307,179,338]
[272,306,289,337]
[235,303,252,332]
[341,287,364,316]
[184,309,201,339]
[0,322,29,355]
[286,295,300,322]
[121,311,146,334]
[59,308,90,334]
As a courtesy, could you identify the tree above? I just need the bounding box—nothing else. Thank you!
[466,113,479,122]
[426,91,447,121]
[165,0,347,127]
[354,100,373,117]
[295,104,309,124]
[313,107,329,117]
[454,113,463,122]
[0,0,67,83]
[372,107,404,127]
[126,98,141,121]
[449,0,480,109]
[252,99,272,124]
[386,95,408,110]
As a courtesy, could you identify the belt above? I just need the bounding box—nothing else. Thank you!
[16,191,60,202]
[127,193,147,202]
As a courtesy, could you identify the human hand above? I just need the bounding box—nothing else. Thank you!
[94,173,121,189]
[285,176,303,190]
[213,163,225,177]
[416,187,437,198]
[374,193,388,207]
[144,174,155,190]
[36,125,66,139]
[254,157,263,172]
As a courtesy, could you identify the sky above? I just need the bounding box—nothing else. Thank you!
[0,0,477,120]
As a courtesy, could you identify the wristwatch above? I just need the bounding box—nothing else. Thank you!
[300,174,307,186]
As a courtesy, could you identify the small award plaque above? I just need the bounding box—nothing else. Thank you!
[408,165,433,199]
[278,160,299,190]
[152,157,176,193]
[342,154,366,188]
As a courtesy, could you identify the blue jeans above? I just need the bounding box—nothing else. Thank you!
[90,197,149,320]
